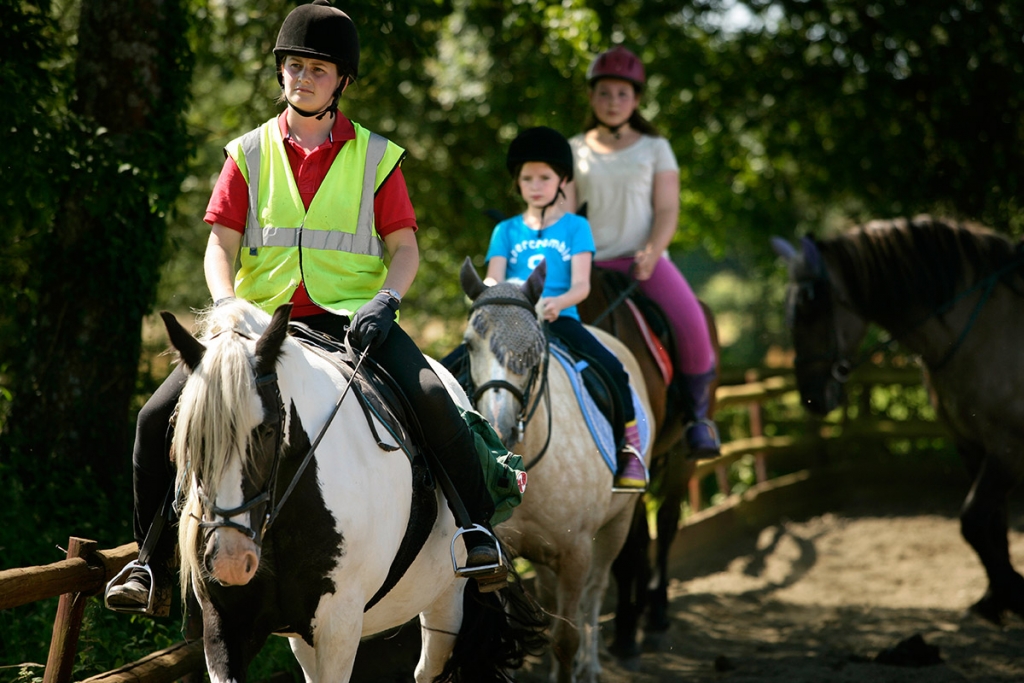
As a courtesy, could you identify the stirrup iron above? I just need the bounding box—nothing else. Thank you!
[451,524,507,590]
[104,560,157,615]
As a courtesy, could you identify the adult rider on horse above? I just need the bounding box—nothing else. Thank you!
[105,0,501,615]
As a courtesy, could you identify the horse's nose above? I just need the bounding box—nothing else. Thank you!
[208,528,261,586]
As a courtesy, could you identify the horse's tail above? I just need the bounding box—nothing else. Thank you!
[433,564,548,682]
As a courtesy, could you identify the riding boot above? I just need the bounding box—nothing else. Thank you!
[105,459,176,615]
[105,370,182,616]
[613,420,648,492]
[680,368,721,459]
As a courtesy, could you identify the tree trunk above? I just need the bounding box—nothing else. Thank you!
[3,0,192,494]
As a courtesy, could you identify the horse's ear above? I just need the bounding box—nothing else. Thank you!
[770,237,798,267]
[799,236,824,275]
[254,303,292,376]
[161,311,205,371]
[523,259,546,305]
[460,256,487,301]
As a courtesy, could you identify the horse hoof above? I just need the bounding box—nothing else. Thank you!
[963,598,1004,627]
[643,629,671,652]
[607,638,642,660]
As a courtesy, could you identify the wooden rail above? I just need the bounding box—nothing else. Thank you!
[2,364,940,683]
[686,364,942,512]
[0,539,205,683]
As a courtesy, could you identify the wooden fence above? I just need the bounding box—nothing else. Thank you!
[1,364,944,683]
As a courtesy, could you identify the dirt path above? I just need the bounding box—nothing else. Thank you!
[563,509,1024,683]
[353,485,1024,683]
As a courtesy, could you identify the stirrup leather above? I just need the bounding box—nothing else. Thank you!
[104,560,157,615]
[451,524,507,591]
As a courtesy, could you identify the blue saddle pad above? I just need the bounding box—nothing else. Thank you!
[548,343,652,473]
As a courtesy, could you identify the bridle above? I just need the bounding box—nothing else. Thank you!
[788,271,866,386]
[466,295,552,470]
[193,337,369,547]
[792,250,1024,384]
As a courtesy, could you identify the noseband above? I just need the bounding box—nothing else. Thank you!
[789,274,856,384]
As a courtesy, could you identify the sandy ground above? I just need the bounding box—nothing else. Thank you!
[351,483,1024,683]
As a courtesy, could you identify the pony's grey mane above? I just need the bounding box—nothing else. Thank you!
[821,215,1022,329]
[471,282,545,374]
[173,299,275,599]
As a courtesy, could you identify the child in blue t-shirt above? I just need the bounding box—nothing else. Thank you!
[484,126,646,491]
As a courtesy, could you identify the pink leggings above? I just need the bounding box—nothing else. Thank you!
[597,255,715,375]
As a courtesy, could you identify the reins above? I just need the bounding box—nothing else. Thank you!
[591,280,638,327]
[590,265,639,327]
[263,342,370,532]
[195,338,370,542]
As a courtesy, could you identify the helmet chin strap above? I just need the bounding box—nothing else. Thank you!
[594,114,626,139]
[538,186,567,226]
[287,98,337,121]
[284,80,346,121]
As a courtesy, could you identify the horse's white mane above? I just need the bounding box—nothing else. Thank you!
[174,299,276,598]
[195,298,272,340]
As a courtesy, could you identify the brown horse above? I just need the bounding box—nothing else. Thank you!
[773,215,1024,625]
[577,267,720,656]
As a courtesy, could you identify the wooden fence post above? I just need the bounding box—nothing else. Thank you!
[43,537,97,683]
[688,476,702,513]
[745,369,768,484]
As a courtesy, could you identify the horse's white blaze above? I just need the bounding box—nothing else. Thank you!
[207,458,261,586]
[472,354,522,444]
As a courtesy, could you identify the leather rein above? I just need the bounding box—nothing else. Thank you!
[195,339,370,545]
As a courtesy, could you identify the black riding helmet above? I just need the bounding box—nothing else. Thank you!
[506,126,574,182]
[274,1,358,119]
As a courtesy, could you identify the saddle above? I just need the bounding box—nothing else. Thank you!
[545,329,625,446]
[595,270,689,419]
[289,323,509,596]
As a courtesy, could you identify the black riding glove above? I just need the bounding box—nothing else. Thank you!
[349,291,400,350]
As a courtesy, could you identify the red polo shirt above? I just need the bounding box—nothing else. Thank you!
[204,111,417,318]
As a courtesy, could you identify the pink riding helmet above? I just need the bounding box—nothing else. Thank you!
[586,46,645,88]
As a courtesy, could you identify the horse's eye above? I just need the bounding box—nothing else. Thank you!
[253,425,276,448]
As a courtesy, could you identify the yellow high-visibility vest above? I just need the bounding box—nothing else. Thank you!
[224,118,406,316]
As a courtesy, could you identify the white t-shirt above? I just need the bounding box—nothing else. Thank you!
[569,134,679,261]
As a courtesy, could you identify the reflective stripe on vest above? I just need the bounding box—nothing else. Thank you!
[239,129,389,258]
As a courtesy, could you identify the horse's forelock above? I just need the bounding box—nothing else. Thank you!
[196,299,272,341]
[173,328,261,510]
[470,284,545,374]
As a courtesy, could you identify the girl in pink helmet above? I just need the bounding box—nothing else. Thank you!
[565,46,720,456]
